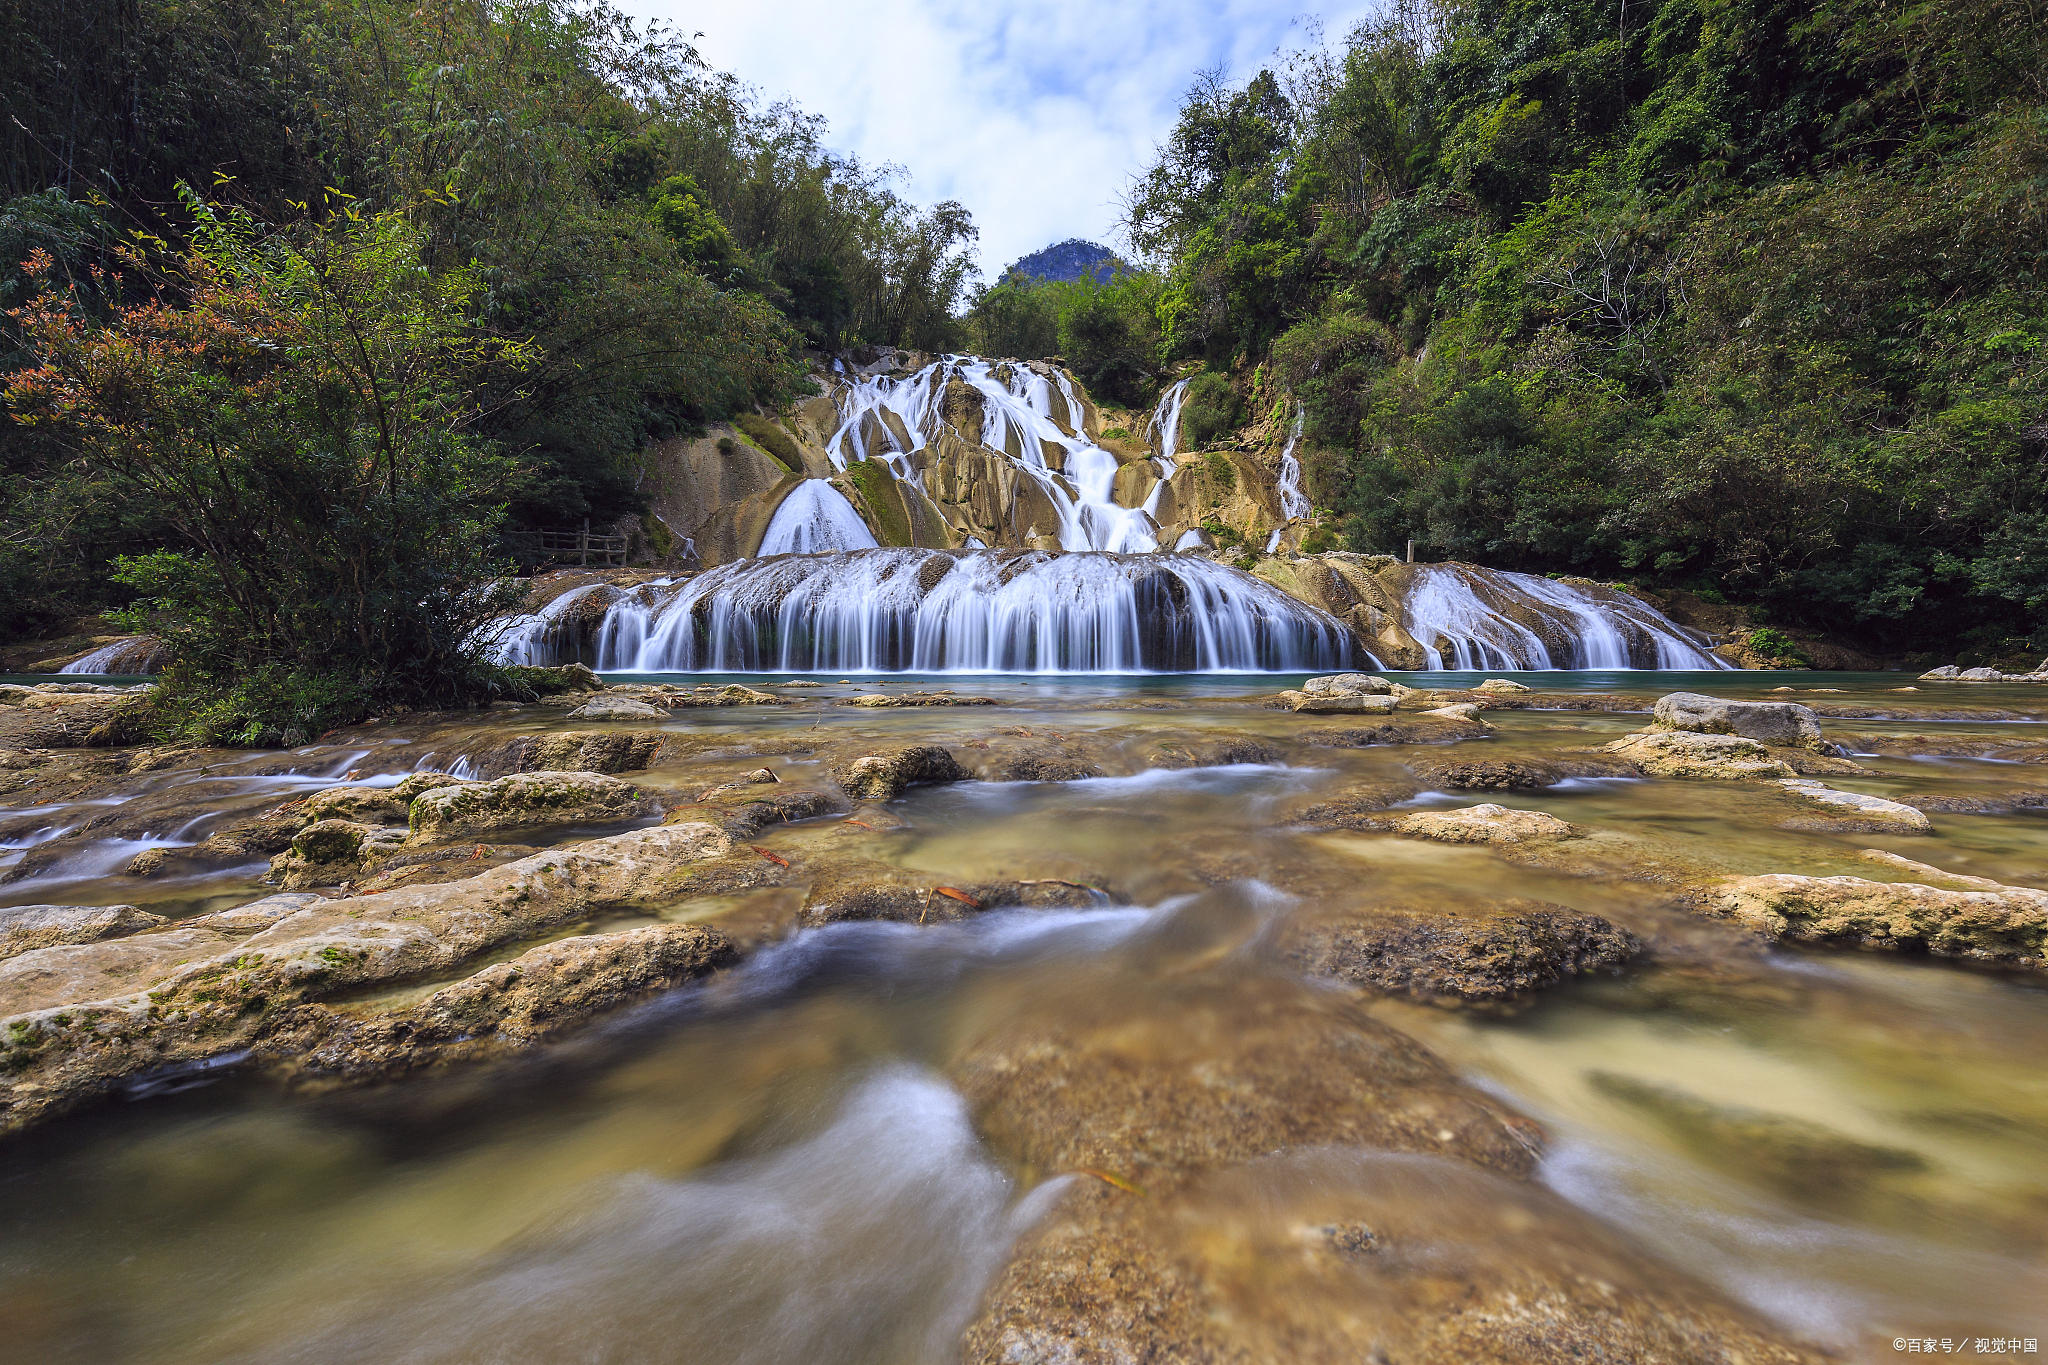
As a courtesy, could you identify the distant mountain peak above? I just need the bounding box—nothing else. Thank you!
[1006,238,1124,284]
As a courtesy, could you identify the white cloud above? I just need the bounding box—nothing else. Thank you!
[622,0,1385,279]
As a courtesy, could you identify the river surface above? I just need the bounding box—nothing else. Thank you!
[2,670,2045,1363]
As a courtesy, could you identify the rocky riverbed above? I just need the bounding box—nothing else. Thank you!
[2,668,2046,1363]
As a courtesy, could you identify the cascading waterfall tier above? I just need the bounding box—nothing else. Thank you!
[824,357,1159,553]
[759,481,880,555]
[1399,563,1730,670]
[579,549,1364,673]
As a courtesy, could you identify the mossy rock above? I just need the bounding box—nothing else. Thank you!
[844,459,915,546]
[732,413,802,472]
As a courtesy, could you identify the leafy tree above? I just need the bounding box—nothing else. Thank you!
[5,198,530,740]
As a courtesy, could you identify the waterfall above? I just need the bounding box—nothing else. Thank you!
[579,549,1363,673]
[823,358,1158,552]
[1274,405,1310,520]
[759,481,881,555]
[1149,379,1190,477]
[1401,564,1729,669]
[488,583,616,666]
[58,641,136,674]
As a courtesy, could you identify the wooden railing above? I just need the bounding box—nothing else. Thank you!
[505,521,630,569]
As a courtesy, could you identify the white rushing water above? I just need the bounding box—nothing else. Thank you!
[1274,404,1310,521]
[758,481,882,555]
[823,357,1158,552]
[1148,378,1190,476]
[489,582,616,667]
[1401,564,1730,669]
[586,548,1362,673]
[58,643,128,674]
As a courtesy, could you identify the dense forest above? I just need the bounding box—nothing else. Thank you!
[0,0,979,633]
[969,0,2048,665]
[0,0,983,736]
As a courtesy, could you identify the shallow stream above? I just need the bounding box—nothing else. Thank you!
[3,670,2045,1363]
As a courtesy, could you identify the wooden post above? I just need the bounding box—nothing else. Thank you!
[1406,539,1415,564]
[580,518,589,567]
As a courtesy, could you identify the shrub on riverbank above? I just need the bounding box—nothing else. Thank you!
[6,200,534,740]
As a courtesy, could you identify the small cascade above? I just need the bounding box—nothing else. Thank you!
[578,548,1363,673]
[759,481,881,555]
[823,358,1158,553]
[489,583,616,666]
[1401,564,1729,670]
[1148,379,1190,477]
[1274,405,1310,520]
[58,641,138,674]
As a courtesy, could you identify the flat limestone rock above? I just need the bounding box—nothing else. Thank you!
[964,1151,1824,1365]
[1276,690,1397,714]
[1602,730,1795,779]
[1775,778,1931,833]
[1406,755,1635,790]
[831,745,968,799]
[0,823,732,1133]
[255,923,738,1080]
[0,904,166,961]
[1397,804,1577,844]
[1301,672,1395,696]
[1653,691,1826,750]
[1284,901,1639,1001]
[843,691,995,707]
[1714,870,2048,970]
[566,696,670,721]
[408,769,647,842]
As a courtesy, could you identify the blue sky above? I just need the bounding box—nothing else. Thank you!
[620,2,1385,279]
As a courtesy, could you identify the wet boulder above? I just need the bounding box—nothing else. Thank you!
[1285,901,1639,1002]
[408,770,649,843]
[1474,677,1532,693]
[1397,804,1577,844]
[1407,755,1633,791]
[1715,871,2048,970]
[843,691,996,707]
[566,695,670,722]
[295,784,411,826]
[476,730,674,776]
[831,745,967,799]
[1,904,165,961]
[1601,730,1795,779]
[1775,778,1931,833]
[662,782,849,839]
[268,820,407,890]
[1303,672,1395,695]
[1653,691,1826,751]
[393,771,474,803]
